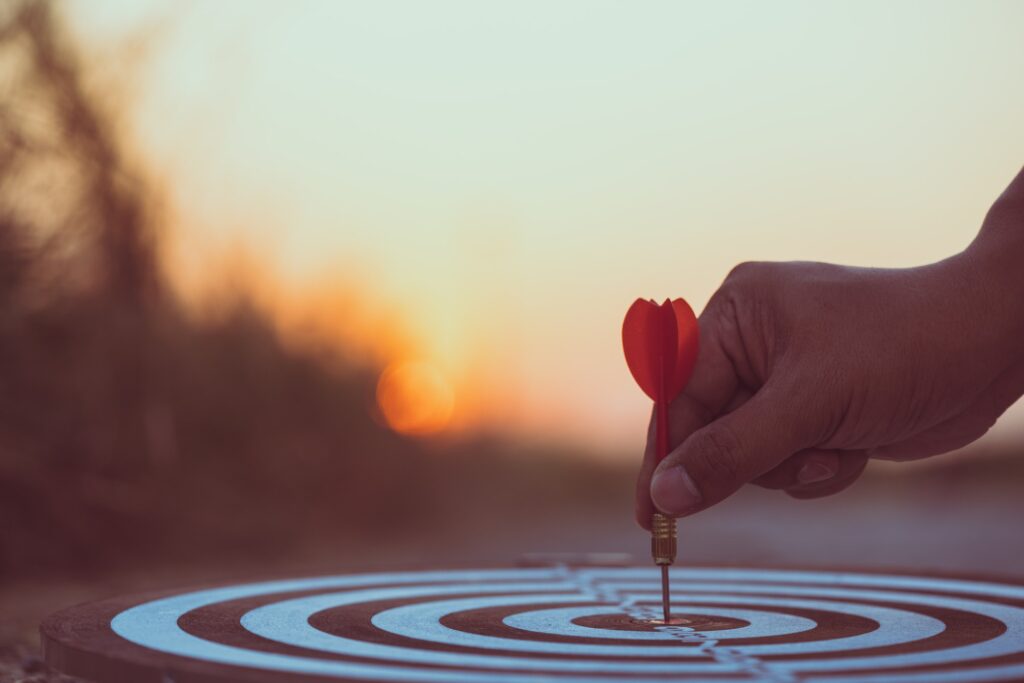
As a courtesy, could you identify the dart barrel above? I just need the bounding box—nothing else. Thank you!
[650,512,677,565]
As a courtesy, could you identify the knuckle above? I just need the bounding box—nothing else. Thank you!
[709,272,777,386]
[726,260,763,282]
[725,260,780,290]
[718,263,775,321]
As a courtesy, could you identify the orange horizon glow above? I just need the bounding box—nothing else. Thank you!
[164,238,484,438]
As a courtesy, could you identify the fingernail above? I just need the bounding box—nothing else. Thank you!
[797,461,835,485]
[651,466,703,515]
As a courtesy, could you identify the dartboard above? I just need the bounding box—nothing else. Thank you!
[41,567,1024,682]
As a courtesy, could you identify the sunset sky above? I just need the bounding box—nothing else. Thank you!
[68,0,1024,455]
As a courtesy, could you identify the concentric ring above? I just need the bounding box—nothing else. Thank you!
[40,567,1024,683]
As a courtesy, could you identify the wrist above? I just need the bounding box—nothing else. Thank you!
[952,214,1024,370]
[968,167,1024,311]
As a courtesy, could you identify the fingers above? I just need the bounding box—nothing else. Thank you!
[753,450,841,489]
[649,380,818,516]
[748,446,870,504]
[634,304,740,529]
[787,450,868,499]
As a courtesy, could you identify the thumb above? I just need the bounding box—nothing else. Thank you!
[650,382,817,516]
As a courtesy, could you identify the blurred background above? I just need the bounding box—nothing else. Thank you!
[1,0,1023,676]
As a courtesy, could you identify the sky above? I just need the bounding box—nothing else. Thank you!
[66,0,1024,456]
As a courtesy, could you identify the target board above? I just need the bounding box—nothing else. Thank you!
[41,566,1024,682]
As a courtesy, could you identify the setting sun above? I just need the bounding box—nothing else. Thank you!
[376,360,456,437]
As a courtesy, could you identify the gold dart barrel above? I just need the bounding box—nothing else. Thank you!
[651,512,676,624]
[651,512,677,565]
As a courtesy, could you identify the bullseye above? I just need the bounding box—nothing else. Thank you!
[41,567,1024,683]
[505,605,812,640]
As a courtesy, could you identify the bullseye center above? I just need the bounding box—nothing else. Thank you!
[575,611,748,632]
[631,614,742,630]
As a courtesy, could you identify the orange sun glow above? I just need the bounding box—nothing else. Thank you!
[376,360,456,437]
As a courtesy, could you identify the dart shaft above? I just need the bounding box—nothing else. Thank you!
[660,565,670,623]
[655,400,670,464]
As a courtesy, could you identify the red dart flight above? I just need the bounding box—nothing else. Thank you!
[622,298,699,463]
[622,297,699,623]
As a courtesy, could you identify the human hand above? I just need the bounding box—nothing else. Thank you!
[636,169,1024,527]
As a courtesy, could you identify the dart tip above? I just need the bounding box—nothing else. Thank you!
[660,564,670,623]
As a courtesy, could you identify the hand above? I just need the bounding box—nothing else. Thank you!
[636,169,1024,527]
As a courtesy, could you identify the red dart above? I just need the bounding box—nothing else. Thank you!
[622,298,699,462]
[622,298,699,623]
